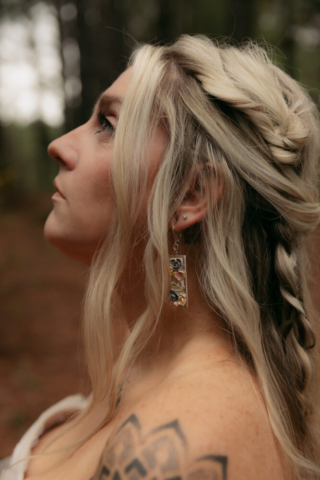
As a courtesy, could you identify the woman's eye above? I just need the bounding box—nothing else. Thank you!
[96,112,115,135]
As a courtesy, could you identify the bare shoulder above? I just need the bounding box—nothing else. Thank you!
[90,360,291,480]
[91,411,228,480]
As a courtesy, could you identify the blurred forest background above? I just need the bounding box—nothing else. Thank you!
[1,0,320,459]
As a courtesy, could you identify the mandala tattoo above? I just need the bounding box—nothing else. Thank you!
[89,413,228,480]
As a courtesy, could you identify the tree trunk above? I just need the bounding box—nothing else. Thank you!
[76,0,130,127]
[227,0,255,42]
[278,0,296,79]
[156,0,193,43]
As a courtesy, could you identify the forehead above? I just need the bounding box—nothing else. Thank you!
[94,67,133,115]
[102,67,133,103]
[110,67,133,94]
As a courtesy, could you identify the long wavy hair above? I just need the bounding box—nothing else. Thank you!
[12,35,320,479]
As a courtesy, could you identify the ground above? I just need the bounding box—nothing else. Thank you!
[0,193,319,459]
[0,193,89,458]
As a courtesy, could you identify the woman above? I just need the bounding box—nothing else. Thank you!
[2,35,320,480]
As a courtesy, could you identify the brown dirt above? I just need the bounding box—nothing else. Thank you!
[0,193,89,458]
[0,193,319,459]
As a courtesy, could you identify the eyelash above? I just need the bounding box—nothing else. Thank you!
[96,112,115,135]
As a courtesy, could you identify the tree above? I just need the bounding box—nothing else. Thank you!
[227,0,255,42]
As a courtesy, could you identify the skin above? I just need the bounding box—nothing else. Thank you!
[44,69,132,264]
[34,68,290,480]
[45,66,230,372]
[89,413,228,480]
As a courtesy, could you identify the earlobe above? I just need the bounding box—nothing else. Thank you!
[170,195,208,232]
[169,163,224,233]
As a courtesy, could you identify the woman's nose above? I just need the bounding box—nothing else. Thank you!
[47,131,79,170]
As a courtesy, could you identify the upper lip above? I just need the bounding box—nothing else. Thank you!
[53,179,66,198]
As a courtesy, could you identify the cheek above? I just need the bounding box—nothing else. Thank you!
[74,159,114,219]
[79,182,109,212]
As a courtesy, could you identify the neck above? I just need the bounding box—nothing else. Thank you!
[113,240,234,380]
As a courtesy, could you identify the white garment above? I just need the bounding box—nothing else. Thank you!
[0,394,90,480]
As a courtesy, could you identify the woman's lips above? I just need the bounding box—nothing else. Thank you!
[52,191,65,200]
[53,180,66,200]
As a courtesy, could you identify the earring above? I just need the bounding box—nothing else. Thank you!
[168,227,188,308]
[183,214,187,220]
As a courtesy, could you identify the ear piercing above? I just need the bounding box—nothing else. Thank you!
[183,214,187,220]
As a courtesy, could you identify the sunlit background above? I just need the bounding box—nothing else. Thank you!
[0,0,319,458]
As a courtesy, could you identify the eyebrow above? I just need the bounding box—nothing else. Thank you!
[93,93,123,116]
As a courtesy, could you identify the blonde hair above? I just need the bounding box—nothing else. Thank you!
[10,35,320,479]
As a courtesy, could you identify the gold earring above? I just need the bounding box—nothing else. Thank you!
[168,226,188,307]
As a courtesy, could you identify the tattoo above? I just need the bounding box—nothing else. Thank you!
[115,383,124,410]
[90,413,228,480]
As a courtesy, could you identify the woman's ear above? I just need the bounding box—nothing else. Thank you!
[169,163,224,232]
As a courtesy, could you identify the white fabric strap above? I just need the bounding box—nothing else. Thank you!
[0,394,90,480]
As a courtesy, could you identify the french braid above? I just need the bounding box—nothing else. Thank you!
[167,36,320,477]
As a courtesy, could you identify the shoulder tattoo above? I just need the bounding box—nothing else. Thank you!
[115,383,124,410]
[90,413,228,480]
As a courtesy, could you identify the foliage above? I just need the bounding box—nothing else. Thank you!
[0,0,319,198]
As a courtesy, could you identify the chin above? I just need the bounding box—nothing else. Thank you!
[44,213,93,265]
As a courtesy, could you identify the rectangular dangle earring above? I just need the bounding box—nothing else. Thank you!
[169,228,188,308]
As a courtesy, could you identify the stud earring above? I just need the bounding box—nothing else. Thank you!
[168,227,188,308]
[183,214,187,220]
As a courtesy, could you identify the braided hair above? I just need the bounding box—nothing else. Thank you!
[152,36,320,478]
[77,36,320,480]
